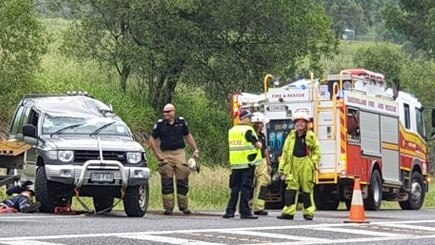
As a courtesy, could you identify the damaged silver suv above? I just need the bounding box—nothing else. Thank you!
[8,94,151,217]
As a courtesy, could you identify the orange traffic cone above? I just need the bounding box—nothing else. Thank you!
[344,177,369,223]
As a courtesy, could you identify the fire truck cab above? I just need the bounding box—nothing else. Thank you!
[232,69,434,211]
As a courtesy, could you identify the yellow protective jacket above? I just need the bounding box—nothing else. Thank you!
[229,125,262,169]
[278,130,321,175]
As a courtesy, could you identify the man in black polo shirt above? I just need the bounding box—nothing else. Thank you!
[149,103,199,215]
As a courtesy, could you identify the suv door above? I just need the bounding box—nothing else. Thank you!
[22,108,40,180]
[9,106,26,140]
[8,106,30,180]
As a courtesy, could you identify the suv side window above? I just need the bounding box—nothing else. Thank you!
[14,108,31,139]
[28,109,40,133]
[9,107,25,138]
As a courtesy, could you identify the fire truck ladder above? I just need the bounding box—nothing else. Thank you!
[313,82,340,184]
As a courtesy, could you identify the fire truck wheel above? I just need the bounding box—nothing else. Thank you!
[365,169,382,211]
[399,171,425,210]
[345,200,351,211]
[316,200,339,211]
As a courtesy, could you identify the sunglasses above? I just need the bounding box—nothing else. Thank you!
[163,110,173,113]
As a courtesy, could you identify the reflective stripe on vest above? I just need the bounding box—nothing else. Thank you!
[229,125,262,169]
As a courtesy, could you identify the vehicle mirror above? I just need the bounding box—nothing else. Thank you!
[22,124,36,138]
[432,109,435,128]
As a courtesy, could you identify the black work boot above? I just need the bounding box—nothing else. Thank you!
[21,202,41,213]
[303,215,314,221]
[222,213,235,218]
[277,214,294,220]
[180,208,192,215]
[163,209,173,215]
[253,210,268,216]
[240,214,258,219]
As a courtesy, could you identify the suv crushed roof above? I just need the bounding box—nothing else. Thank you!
[22,95,113,118]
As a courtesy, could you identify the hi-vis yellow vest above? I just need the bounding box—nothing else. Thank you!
[229,125,262,169]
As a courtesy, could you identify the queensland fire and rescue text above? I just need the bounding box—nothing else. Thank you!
[345,94,397,114]
[232,69,434,211]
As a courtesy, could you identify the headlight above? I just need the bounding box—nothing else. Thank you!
[58,151,74,162]
[126,152,142,164]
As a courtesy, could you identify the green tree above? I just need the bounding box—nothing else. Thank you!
[383,0,435,57]
[322,0,368,37]
[400,61,435,108]
[58,0,338,110]
[177,0,338,98]
[352,43,406,82]
[0,0,47,119]
[322,0,399,40]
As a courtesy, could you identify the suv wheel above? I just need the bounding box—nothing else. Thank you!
[93,194,114,213]
[123,182,149,217]
[35,166,55,213]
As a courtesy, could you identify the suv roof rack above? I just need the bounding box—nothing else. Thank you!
[24,94,66,99]
[24,91,93,99]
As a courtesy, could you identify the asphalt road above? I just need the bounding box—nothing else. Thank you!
[2,209,435,245]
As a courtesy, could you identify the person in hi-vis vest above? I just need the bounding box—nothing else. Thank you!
[223,109,263,219]
[277,111,321,220]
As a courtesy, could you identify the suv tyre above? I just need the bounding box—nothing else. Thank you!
[93,194,114,213]
[124,182,149,217]
[35,166,56,213]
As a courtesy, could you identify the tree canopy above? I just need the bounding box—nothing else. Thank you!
[0,0,47,119]
[383,0,435,57]
[0,0,47,93]
[352,43,406,82]
[321,0,403,41]
[57,0,338,110]
[322,0,367,37]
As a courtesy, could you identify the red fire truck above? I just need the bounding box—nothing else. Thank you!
[232,69,434,210]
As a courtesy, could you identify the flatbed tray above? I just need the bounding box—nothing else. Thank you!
[0,140,30,169]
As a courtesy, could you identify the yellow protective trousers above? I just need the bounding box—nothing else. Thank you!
[250,159,271,212]
[282,156,316,216]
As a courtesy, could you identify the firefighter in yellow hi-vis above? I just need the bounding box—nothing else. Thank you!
[249,112,272,215]
[277,112,321,220]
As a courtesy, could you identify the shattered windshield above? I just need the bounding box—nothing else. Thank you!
[42,115,130,136]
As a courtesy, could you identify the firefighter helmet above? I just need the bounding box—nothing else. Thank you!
[251,112,269,124]
[292,111,310,122]
[187,156,200,173]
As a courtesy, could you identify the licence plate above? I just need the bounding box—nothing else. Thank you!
[90,173,114,182]
[268,104,287,112]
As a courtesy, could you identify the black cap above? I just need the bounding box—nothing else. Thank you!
[239,109,253,119]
